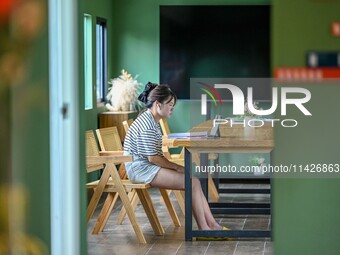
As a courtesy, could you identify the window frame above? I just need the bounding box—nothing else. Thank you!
[84,13,93,110]
[95,17,108,104]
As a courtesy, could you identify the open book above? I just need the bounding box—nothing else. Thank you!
[167,131,208,139]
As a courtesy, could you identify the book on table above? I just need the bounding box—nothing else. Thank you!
[167,131,208,139]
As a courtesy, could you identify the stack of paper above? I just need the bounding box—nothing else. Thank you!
[167,131,208,139]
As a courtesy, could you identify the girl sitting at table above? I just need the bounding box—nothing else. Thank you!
[124,82,230,232]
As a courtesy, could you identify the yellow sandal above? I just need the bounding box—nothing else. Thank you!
[196,226,233,241]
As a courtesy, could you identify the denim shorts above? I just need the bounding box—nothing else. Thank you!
[124,152,161,184]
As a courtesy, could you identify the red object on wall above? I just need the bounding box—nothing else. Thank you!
[331,22,340,37]
[0,0,15,24]
[274,68,340,81]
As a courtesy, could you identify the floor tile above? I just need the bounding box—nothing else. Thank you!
[87,186,273,255]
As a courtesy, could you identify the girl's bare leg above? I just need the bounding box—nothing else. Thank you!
[151,168,221,230]
[197,181,223,230]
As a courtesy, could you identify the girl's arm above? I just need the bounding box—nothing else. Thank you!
[147,155,184,173]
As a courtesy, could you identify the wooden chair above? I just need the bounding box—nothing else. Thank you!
[95,126,136,225]
[159,118,220,202]
[95,125,127,179]
[122,120,187,215]
[86,130,181,243]
[94,127,181,228]
[159,118,185,160]
[122,119,134,136]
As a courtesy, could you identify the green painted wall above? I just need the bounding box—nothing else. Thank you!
[0,0,51,253]
[272,0,340,254]
[81,0,272,184]
[80,1,117,253]
[82,0,115,132]
[111,0,270,133]
[12,28,51,252]
[108,0,273,179]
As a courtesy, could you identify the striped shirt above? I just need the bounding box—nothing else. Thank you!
[124,110,163,160]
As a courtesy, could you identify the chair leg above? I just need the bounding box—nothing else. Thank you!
[119,192,146,244]
[107,163,147,244]
[118,164,127,179]
[159,189,171,203]
[92,192,118,234]
[159,189,181,227]
[136,189,164,236]
[117,189,139,224]
[159,189,185,216]
[192,152,220,202]
[208,174,219,202]
[87,166,111,223]
[173,190,185,215]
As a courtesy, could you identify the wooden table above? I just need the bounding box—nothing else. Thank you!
[163,120,274,240]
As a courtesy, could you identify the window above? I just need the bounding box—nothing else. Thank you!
[96,18,107,103]
[84,14,93,110]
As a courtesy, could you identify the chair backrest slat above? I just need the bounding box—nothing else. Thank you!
[159,118,171,136]
[85,130,104,172]
[122,119,134,135]
[96,126,123,151]
[96,126,128,179]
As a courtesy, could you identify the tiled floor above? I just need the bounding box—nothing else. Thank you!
[87,184,273,255]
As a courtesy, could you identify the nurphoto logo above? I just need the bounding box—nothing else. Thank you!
[199,83,312,128]
[198,82,223,115]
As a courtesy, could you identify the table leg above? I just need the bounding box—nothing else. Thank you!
[200,153,209,199]
[185,148,192,241]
